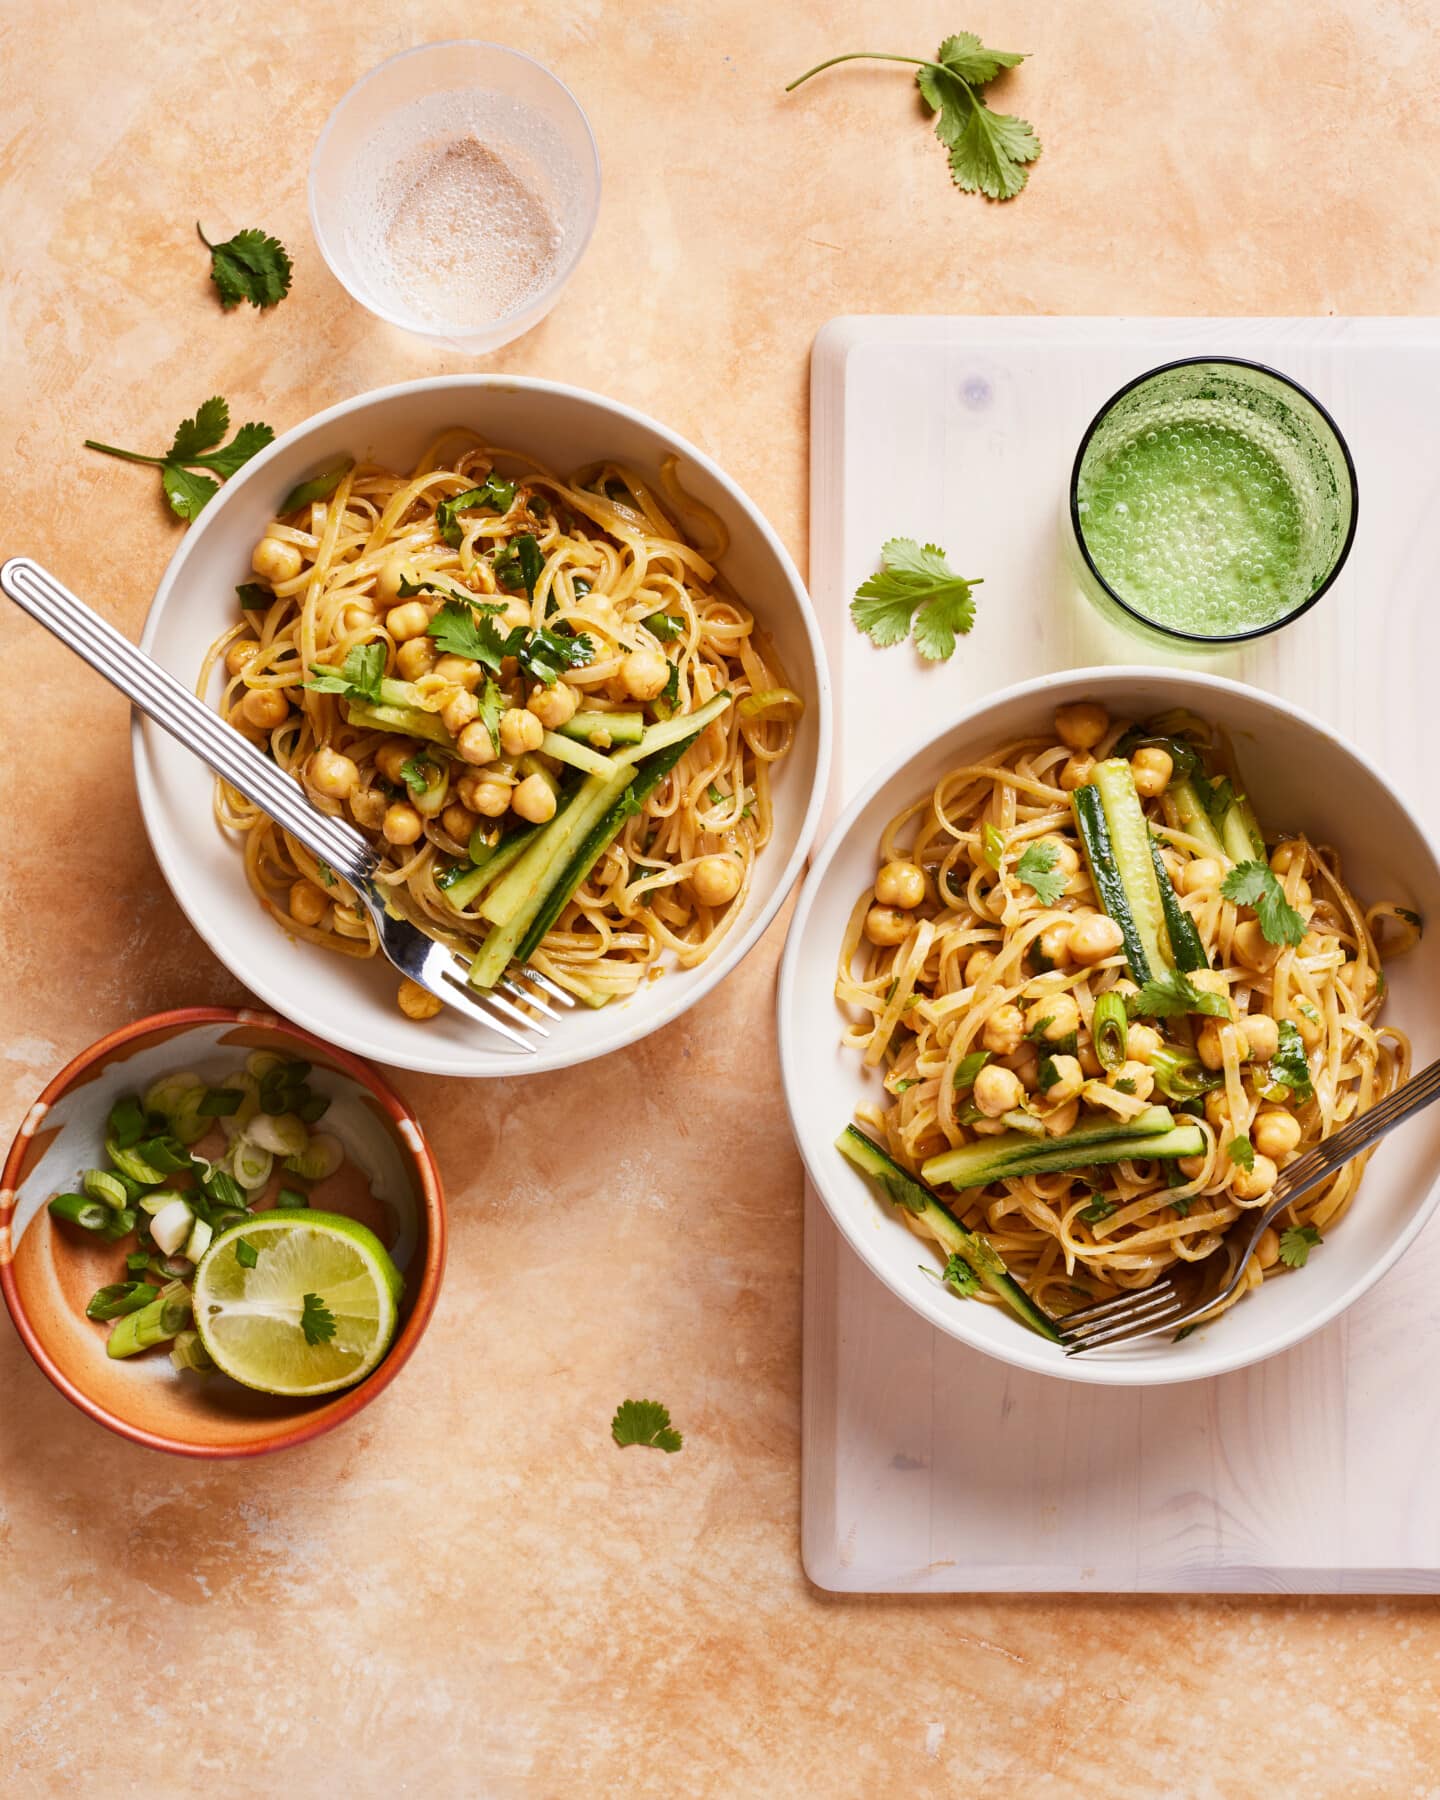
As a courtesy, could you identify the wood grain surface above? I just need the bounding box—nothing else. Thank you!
[2,3,1438,1794]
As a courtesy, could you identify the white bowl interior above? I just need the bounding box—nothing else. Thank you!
[780,666,1440,1385]
[135,378,829,1076]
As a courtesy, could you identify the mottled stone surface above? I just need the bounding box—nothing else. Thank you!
[3,2,1439,1794]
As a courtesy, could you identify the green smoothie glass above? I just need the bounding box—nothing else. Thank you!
[1069,357,1357,649]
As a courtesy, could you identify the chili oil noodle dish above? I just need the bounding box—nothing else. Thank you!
[834,700,1417,1345]
[202,434,802,1017]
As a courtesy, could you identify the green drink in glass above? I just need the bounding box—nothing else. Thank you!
[1069,358,1357,648]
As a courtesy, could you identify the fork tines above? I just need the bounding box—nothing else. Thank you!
[1057,1280,1185,1354]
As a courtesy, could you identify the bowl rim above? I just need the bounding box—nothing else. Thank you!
[130,373,833,1078]
[0,1006,447,1456]
[306,40,602,345]
[777,662,1440,1387]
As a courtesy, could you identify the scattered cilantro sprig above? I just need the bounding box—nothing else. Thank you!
[1014,840,1066,906]
[84,396,274,521]
[1221,861,1307,948]
[1128,969,1231,1021]
[1279,1224,1322,1268]
[1267,1019,1315,1103]
[304,642,386,705]
[300,1292,336,1346]
[612,1398,683,1453]
[851,538,982,662]
[786,33,1041,201]
[1226,1134,1256,1174]
[197,224,292,310]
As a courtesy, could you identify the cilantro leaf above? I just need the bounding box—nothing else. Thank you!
[1227,1135,1255,1173]
[299,1292,336,1346]
[940,1252,980,1298]
[400,756,435,796]
[436,477,516,546]
[953,1049,990,1088]
[84,395,274,522]
[1221,861,1307,948]
[611,1398,683,1453]
[1014,840,1066,905]
[1279,1224,1322,1269]
[928,30,1025,86]
[426,600,510,670]
[197,224,293,310]
[1129,969,1231,1020]
[304,642,386,704]
[645,611,683,641]
[234,1237,258,1269]
[476,677,505,751]
[1269,1019,1314,1103]
[516,627,593,686]
[850,538,982,662]
[1079,1193,1115,1222]
[495,533,545,601]
[236,582,272,609]
[658,659,680,712]
[315,862,336,889]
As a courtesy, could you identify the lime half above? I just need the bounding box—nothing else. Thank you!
[194,1211,403,1397]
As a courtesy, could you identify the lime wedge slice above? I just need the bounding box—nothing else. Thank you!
[193,1210,403,1397]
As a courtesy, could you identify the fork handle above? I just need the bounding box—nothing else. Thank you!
[1,555,376,885]
[1267,1054,1440,1219]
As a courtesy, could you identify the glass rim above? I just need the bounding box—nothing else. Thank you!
[1067,354,1360,648]
[306,39,602,346]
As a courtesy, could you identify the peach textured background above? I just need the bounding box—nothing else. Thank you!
[3,2,1440,1795]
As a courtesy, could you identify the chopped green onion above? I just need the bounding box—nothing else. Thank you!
[281,459,353,514]
[107,1095,147,1148]
[135,1135,192,1175]
[276,1187,310,1210]
[198,1087,245,1117]
[282,1134,342,1182]
[48,1192,111,1232]
[100,1208,138,1244]
[86,1281,160,1321]
[82,1168,130,1211]
[231,1140,273,1190]
[297,1091,330,1124]
[138,1189,186,1216]
[170,1330,214,1374]
[125,1250,152,1275]
[235,1236,259,1267]
[737,687,803,721]
[105,1283,191,1358]
[1092,992,1128,1071]
[203,1169,245,1211]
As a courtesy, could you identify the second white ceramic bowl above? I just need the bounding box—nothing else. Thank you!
[778,666,1440,1386]
[134,376,830,1077]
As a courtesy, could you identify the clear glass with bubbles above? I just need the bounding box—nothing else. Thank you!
[1068,358,1357,650]
[308,42,601,355]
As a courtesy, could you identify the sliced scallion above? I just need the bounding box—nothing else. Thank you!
[1092,992,1129,1071]
[82,1168,130,1211]
[48,1193,112,1233]
[86,1281,160,1321]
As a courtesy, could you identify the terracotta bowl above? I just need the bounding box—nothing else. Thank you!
[1,1008,445,1456]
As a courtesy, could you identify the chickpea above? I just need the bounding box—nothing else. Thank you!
[974,1064,1025,1118]
[307,745,359,800]
[1068,913,1125,966]
[396,637,438,681]
[620,647,671,702]
[1024,991,1080,1045]
[1176,1153,1208,1179]
[875,861,926,909]
[1038,920,1075,967]
[964,947,996,986]
[1042,1098,1081,1137]
[339,599,378,637]
[252,535,303,585]
[1002,1043,1040,1090]
[382,802,423,847]
[373,741,413,786]
[1231,1152,1279,1201]
[241,687,289,730]
[982,1003,1026,1056]
[397,978,443,1021]
[1253,1225,1281,1270]
[499,598,532,633]
[1290,876,1313,910]
[226,638,261,677]
[468,780,513,818]
[1112,1059,1155,1102]
[1233,919,1281,974]
[1039,1054,1083,1104]
[288,880,328,927]
[441,690,480,736]
[692,856,743,907]
[1058,753,1095,793]
[528,681,578,730]
[374,551,415,607]
[435,655,482,693]
[1196,1019,1229,1072]
[349,787,387,830]
[1289,1000,1324,1048]
[457,721,498,766]
[1125,1023,1163,1064]
[864,905,911,948]
[1178,856,1223,896]
[511,774,557,825]
[1240,1013,1280,1063]
[1130,746,1174,798]
[441,802,477,845]
[385,600,432,642]
[1054,702,1109,752]
[1270,840,1307,877]
[1253,1108,1302,1160]
[1076,1035,1103,1078]
[1203,1090,1233,1131]
[1189,969,1231,1001]
[499,707,545,756]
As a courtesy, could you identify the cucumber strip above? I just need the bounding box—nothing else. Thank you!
[922,1120,1203,1189]
[346,699,456,751]
[1072,784,1155,985]
[559,710,645,746]
[540,730,620,779]
[1082,761,1174,982]
[1220,796,1266,866]
[440,831,541,912]
[1169,779,1227,858]
[1149,835,1210,972]
[835,1127,1060,1342]
[478,770,629,928]
[625,690,732,761]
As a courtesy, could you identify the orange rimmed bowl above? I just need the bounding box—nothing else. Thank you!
[0,1008,445,1456]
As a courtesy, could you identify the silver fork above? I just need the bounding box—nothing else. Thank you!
[1058,1056,1440,1353]
[0,555,573,1052]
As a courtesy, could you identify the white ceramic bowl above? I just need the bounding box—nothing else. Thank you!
[778,666,1440,1386]
[134,376,830,1077]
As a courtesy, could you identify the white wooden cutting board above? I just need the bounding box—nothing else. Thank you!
[803,317,1440,1593]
